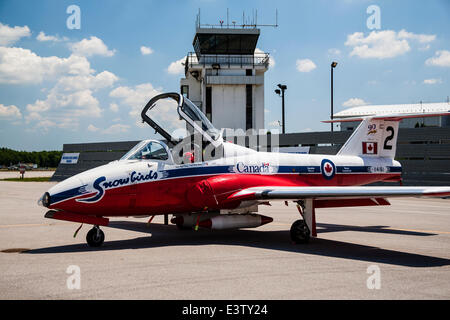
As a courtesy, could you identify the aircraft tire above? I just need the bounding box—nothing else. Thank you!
[290,219,310,244]
[86,227,105,247]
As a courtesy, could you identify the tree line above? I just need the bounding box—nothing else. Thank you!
[0,148,62,168]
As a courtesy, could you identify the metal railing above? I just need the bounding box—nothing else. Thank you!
[185,52,270,73]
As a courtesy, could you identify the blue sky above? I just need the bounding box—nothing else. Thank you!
[0,0,449,151]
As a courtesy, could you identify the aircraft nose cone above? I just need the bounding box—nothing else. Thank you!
[38,192,51,207]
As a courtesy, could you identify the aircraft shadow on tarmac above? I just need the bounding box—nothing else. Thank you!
[25,221,450,268]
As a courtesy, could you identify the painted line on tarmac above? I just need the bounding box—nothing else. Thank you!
[0,223,55,228]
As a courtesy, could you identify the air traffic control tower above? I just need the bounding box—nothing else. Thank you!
[180,25,270,132]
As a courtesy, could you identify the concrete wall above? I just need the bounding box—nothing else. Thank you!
[212,85,246,130]
[254,83,264,131]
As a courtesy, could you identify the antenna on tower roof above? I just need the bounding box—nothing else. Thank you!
[195,8,201,28]
[196,8,278,29]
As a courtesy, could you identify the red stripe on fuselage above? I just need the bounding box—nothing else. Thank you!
[50,172,401,216]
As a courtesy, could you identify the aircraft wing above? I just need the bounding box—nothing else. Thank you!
[229,186,450,201]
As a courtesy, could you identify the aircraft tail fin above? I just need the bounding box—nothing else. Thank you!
[323,112,450,159]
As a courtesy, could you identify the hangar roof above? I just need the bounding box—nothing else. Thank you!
[334,102,450,118]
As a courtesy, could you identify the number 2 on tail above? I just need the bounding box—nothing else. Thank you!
[383,126,394,150]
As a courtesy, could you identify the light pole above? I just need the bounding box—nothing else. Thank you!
[331,61,338,133]
[275,84,287,134]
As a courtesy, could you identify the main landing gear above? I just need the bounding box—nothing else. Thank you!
[86,225,105,247]
[290,199,316,244]
[290,219,310,244]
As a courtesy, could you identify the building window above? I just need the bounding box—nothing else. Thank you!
[206,87,212,122]
[181,85,189,98]
[246,69,252,76]
[246,85,252,130]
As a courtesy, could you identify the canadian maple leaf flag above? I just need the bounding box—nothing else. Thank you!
[362,142,377,154]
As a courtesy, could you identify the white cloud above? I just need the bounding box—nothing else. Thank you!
[342,98,368,107]
[140,46,154,55]
[397,29,436,44]
[268,120,281,127]
[1,44,118,131]
[345,30,436,59]
[167,57,186,74]
[87,123,130,134]
[255,48,275,68]
[35,119,56,132]
[109,103,119,112]
[296,59,316,72]
[36,31,68,42]
[0,46,93,84]
[0,23,30,46]
[23,65,118,131]
[70,36,115,57]
[425,50,450,67]
[0,32,119,133]
[423,78,442,85]
[328,48,341,56]
[0,104,22,119]
[54,70,118,92]
[102,123,130,134]
[87,124,100,132]
[110,83,161,115]
[345,31,410,59]
[110,83,187,133]
[419,44,431,51]
[26,89,103,120]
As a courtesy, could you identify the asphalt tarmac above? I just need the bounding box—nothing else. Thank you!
[0,180,449,299]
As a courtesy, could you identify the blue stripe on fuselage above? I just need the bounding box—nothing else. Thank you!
[50,185,88,205]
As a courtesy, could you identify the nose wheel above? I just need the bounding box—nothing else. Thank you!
[290,219,310,244]
[86,226,105,247]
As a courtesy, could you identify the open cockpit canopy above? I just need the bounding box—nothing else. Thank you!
[141,92,221,148]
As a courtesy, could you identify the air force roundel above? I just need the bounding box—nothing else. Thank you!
[321,159,336,180]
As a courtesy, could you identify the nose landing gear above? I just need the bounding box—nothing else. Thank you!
[86,225,105,247]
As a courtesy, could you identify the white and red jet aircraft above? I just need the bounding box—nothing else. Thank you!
[39,92,450,246]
